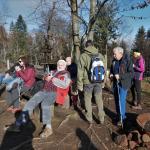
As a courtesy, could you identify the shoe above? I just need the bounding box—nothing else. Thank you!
[133,101,137,106]
[99,116,105,125]
[132,105,142,110]
[40,127,53,138]
[6,124,21,132]
[86,118,93,124]
[117,121,123,127]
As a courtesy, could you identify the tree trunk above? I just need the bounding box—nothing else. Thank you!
[70,0,80,63]
[88,0,96,40]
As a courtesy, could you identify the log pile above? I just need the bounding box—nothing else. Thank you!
[115,113,150,149]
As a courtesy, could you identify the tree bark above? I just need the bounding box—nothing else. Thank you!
[88,0,96,40]
[70,0,80,63]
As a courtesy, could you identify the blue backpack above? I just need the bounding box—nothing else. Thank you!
[89,54,105,83]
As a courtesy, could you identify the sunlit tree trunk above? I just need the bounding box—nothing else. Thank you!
[70,0,80,63]
[88,0,96,40]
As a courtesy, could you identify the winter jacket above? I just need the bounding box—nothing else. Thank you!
[67,63,77,80]
[43,70,71,104]
[133,55,145,80]
[110,54,134,90]
[16,66,36,88]
[77,46,105,90]
[52,70,71,104]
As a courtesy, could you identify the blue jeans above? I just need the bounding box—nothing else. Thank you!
[114,84,127,120]
[6,77,23,91]
[0,74,14,84]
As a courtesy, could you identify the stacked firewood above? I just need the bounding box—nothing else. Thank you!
[115,130,150,149]
[115,113,150,149]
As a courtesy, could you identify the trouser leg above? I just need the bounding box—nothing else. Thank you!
[41,92,56,124]
[84,84,93,122]
[134,80,141,105]
[94,84,105,122]
[6,88,19,108]
[131,80,136,104]
[119,87,127,120]
[23,91,45,115]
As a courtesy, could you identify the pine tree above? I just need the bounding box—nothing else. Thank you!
[9,21,15,33]
[14,14,28,56]
[93,0,119,54]
[8,15,28,60]
[134,26,146,53]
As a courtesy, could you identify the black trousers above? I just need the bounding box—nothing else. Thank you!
[131,79,141,105]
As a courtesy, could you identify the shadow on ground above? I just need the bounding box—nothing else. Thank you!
[0,111,36,150]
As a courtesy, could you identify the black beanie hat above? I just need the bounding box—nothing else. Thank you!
[132,48,139,53]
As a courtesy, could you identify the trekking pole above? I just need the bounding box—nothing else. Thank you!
[116,80,123,129]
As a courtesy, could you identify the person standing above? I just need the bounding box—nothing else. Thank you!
[110,47,133,126]
[131,49,145,110]
[77,40,105,124]
[66,56,78,108]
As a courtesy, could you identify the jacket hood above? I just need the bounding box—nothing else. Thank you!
[84,46,98,55]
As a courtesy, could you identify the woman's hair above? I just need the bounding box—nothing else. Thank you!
[19,55,30,67]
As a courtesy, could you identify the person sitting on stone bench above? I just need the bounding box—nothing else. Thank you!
[5,55,36,113]
[6,59,71,139]
[0,61,23,91]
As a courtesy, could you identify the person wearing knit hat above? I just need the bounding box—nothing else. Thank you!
[131,49,145,110]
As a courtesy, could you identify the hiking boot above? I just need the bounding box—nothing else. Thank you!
[99,116,105,125]
[117,121,123,127]
[85,117,93,124]
[6,124,21,132]
[132,105,142,110]
[40,127,53,138]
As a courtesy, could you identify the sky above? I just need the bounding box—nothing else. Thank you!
[0,0,41,31]
[0,0,150,42]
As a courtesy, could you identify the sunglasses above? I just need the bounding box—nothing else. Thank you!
[19,60,22,63]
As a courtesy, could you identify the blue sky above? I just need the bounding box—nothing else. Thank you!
[118,0,150,42]
[0,0,41,31]
[0,0,150,42]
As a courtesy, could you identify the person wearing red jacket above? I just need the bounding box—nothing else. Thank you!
[6,55,36,113]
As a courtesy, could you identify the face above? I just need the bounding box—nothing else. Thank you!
[18,59,24,66]
[57,62,66,71]
[113,50,123,60]
[66,57,72,66]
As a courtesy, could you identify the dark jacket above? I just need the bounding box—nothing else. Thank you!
[110,54,133,90]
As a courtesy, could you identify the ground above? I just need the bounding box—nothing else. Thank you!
[0,81,150,150]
